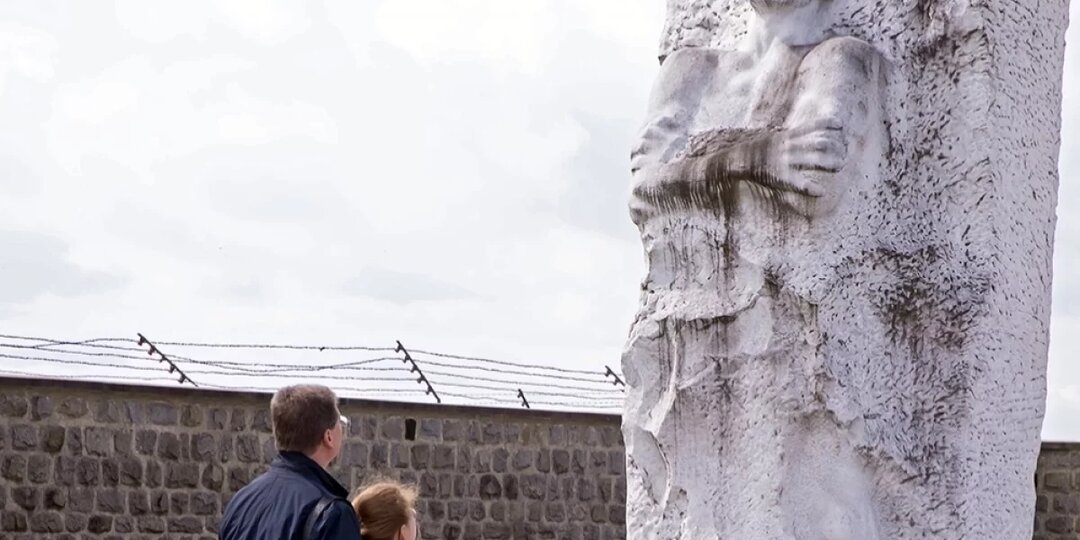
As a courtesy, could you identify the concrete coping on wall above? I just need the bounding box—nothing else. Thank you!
[0,374,622,425]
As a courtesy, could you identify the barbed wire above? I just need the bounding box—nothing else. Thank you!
[0,333,625,411]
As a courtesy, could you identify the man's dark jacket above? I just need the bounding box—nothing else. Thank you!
[219,451,360,540]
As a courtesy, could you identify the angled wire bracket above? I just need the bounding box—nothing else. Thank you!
[137,333,198,387]
[604,365,625,387]
[395,340,441,403]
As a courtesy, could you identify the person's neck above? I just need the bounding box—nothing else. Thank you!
[746,5,832,55]
[306,449,333,469]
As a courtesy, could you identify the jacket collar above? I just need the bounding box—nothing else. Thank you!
[273,451,349,498]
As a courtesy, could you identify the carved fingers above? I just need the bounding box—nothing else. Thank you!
[631,112,685,175]
[782,117,848,172]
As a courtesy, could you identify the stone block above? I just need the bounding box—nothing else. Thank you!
[433,445,455,470]
[521,474,546,500]
[102,458,120,486]
[493,447,509,473]
[145,460,163,488]
[572,449,587,474]
[69,487,94,513]
[552,449,570,474]
[2,454,26,481]
[113,430,133,455]
[608,505,625,525]
[549,425,566,446]
[0,394,28,417]
[135,430,157,455]
[27,454,49,483]
[469,500,485,520]
[448,500,468,521]
[58,397,88,418]
[64,513,87,533]
[97,488,124,513]
[419,418,442,440]
[236,434,260,463]
[166,462,200,488]
[191,492,218,515]
[11,487,38,510]
[150,490,169,514]
[512,448,534,471]
[88,515,113,533]
[1,510,27,532]
[114,515,134,533]
[170,492,189,514]
[76,457,100,485]
[1045,472,1071,492]
[137,516,166,533]
[208,408,228,430]
[181,404,202,427]
[191,433,215,461]
[228,465,251,491]
[129,491,150,515]
[504,474,520,500]
[483,423,504,445]
[44,487,67,509]
[479,475,503,498]
[147,402,178,425]
[369,442,388,468]
[252,409,272,432]
[60,428,82,457]
[10,425,36,450]
[442,419,465,441]
[382,417,405,439]
[29,511,64,533]
[30,395,53,420]
[230,408,248,431]
[118,455,142,486]
[158,432,181,460]
[84,427,113,457]
[417,472,437,497]
[94,400,123,423]
[169,516,204,533]
[546,502,567,523]
[201,464,224,490]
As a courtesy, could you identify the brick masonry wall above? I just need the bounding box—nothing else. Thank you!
[1,376,1077,540]
[0,378,625,540]
[1035,443,1080,539]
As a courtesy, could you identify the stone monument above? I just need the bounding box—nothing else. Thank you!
[621,0,1069,538]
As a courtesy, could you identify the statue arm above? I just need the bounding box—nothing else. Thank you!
[650,37,885,199]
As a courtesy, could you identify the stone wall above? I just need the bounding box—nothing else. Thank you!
[0,377,625,540]
[1035,443,1080,539]
[1,376,1077,539]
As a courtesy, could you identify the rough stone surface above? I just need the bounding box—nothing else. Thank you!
[0,380,627,540]
[625,0,1068,538]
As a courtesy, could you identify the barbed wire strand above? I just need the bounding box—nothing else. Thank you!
[423,368,623,394]
[0,333,625,380]
[154,340,397,352]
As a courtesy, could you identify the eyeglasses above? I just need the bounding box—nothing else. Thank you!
[339,415,350,427]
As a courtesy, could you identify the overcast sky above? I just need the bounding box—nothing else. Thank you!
[0,1,1077,438]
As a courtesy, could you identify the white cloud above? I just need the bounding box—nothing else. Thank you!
[0,0,1077,428]
[0,22,56,97]
[114,0,310,45]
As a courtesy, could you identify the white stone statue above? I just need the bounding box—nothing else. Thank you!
[622,0,1068,537]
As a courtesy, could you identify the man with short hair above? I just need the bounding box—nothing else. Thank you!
[220,384,361,540]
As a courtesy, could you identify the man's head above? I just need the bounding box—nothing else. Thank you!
[270,384,346,467]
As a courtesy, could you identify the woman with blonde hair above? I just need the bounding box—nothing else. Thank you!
[350,480,420,540]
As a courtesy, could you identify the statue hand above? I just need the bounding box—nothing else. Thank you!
[772,117,848,197]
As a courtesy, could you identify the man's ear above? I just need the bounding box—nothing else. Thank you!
[322,427,334,447]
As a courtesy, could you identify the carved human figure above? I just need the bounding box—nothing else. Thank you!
[622,0,889,538]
